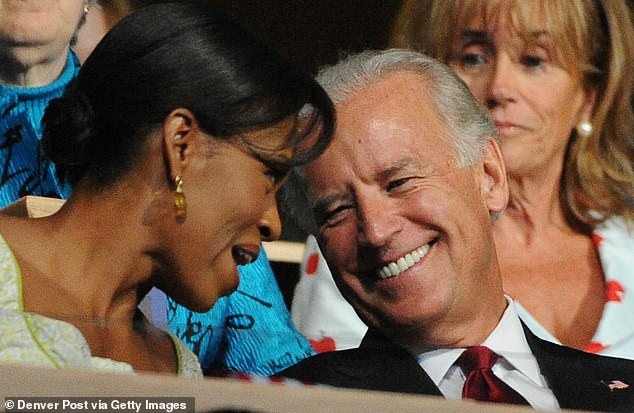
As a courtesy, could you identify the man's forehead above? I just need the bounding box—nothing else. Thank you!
[337,74,444,138]
[338,70,431,113]
[303,70,455,191]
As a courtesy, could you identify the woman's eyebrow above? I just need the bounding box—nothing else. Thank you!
[460,30,491,42]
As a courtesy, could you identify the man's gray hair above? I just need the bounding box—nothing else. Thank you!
[281,49,499,234]
[316,48,498,166]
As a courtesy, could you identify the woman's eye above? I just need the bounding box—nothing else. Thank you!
[265,169,288,185]
[459,52,488,68]
[521,54,545,68]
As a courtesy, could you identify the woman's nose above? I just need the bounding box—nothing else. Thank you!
[485,55,517,108]
[258,202,282,242]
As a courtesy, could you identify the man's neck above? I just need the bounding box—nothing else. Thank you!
[398,295,508,351]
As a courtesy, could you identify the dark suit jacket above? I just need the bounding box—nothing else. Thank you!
[279,327,634,412]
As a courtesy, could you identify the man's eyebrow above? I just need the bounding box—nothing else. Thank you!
[375,158,424,181]
[310,191,346,214]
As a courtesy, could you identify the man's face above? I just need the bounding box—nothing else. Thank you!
[303,71,507,346]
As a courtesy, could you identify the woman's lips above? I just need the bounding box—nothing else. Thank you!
[494,121,523,134]
[232,244,260,266]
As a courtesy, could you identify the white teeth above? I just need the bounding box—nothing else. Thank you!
[388,262,399,276]
[411,249,421,261]
[396,257,408,272]
[237,250,254,265]
[376,244,431,279]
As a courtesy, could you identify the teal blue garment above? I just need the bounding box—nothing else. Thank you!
[167,248,315,375]
[0,51,78,208]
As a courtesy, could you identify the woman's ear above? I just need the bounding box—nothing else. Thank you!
[479,137,509,215]
[163,108,198,180]
[579,86,597,124]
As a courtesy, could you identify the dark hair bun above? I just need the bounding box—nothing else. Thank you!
[41,86,96,181]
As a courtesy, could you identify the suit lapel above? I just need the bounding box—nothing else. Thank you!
[333,330,443,396]
[524,323,634,411]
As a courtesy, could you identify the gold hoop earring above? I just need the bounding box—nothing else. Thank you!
[174,176,187,219]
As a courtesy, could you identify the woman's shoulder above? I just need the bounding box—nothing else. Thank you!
[0,236,133,372]
[0,306,95,369]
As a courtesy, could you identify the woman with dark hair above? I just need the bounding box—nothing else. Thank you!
[0,2,333,375]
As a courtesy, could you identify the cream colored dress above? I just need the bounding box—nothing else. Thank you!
[0,234,202,377]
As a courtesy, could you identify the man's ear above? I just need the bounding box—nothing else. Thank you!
[163,108,198,180]
[479,137,508,215]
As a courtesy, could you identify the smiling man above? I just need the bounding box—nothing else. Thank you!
[278,49,634,412]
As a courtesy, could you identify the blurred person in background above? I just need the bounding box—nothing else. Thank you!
[0,0,94,207]
[72,0,135,62]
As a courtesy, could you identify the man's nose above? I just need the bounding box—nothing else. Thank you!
[356,196,398,247]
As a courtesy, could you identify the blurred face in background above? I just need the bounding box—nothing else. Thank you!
[0,0,87,51]
[446,0,595,179]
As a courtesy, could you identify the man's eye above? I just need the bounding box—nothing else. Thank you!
[317,205,350,227]
[387,178,410,191]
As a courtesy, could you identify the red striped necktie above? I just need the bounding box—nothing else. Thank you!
[456,346,530,405]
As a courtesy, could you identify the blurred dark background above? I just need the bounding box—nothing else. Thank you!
[131,0,405,74]
[220,0,405,74]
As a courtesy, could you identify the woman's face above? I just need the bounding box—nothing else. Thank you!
[0,0,86,54]
[159,121,293,312]
[447,2,594,179]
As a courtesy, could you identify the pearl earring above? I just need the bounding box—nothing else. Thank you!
[576,121,593,139]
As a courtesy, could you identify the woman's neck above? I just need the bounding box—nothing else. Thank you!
[503,168,572,240]
[0,46,69,87]
[0,189,155,328]
[52,197,156,321]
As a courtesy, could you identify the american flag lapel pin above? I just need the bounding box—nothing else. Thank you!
[601,380,630,391]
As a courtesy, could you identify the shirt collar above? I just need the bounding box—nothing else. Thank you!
[412,296,543,386]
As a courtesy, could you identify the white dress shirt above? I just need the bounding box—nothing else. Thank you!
[410,297,560,411]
